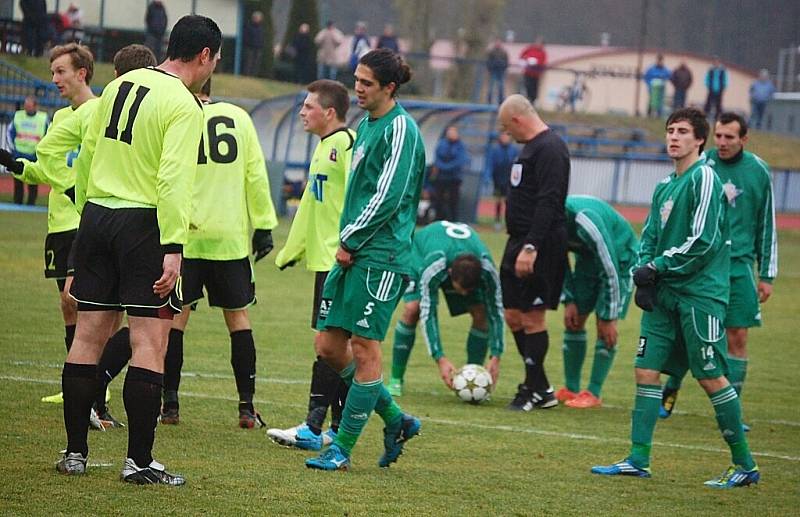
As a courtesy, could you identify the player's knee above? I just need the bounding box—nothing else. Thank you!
[504,310,522,331]
[60,293,77,321]
[223,309,250,333]
[726,328,748,358]
[634,368,660,385]
[469,307,488,330]
[402,302,420,325]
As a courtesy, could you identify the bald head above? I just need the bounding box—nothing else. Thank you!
[498,94,545,143]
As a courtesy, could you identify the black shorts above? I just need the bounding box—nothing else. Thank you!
[182,257,256,310]
[70,203,181,318]
[44,229,77,280]
[311,271,329,328]
[500,229,568,311]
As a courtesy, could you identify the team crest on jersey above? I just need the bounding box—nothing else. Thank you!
[722,180,743,207]
[510,163,523,187]
[352,144,365,171]
[659,198,674,228]
[329,148,338,162]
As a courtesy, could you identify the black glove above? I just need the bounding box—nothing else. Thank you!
[634,284,657,312]
[64,186,76,204]
[0,149,23,174]
[633,263,657,287]
[278,259,297,271]
[252,229,273,262]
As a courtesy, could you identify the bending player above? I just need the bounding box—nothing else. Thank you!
[268,79,354,450]
[160,77,277,429]
[556,195,637,409]
[388,220,503,395]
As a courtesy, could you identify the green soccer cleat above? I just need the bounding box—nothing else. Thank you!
[704,465,760,488]
[591,458,652,478]
[41,391,64,404]
[387,378,404,397]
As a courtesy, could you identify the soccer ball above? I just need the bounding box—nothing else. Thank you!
[452,364,493,404]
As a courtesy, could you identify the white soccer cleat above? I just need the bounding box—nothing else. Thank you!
[266,423,303,447]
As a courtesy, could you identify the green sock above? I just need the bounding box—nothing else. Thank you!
[374,383,403,427]
[587,339,616,397]
[339,362,355,386]
[628,384,662,469]
[391,321,416,380]
[665,373,683,391]
[466,327,489,365]
[709,385,756,470]
[727,357,748,397]
[562,330,587,393]
[333,378,381,455]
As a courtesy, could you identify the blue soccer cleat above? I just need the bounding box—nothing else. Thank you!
[591,459,652,478]
[378,413,421,468]
[323,428,337,446]
[704,465,760,488]
[659,387,679,419]
[294,424,324,451]
[305,444,350,471]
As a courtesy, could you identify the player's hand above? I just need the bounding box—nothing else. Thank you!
[0,149,23,174]
[437,357,456,389]
[154,253,182,298]
[757,280,773,303]
[633,263,657,287]
[634,284,656,312]
[335,246,354,268]
[278,259,298,271]
[564,303,581,331]
[596,319,618,347]
[514,249,537,278]
[486,355,500,384]
[252,229,274,262]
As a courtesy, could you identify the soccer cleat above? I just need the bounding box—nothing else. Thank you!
[387,377,404,397]
[378,413,422,468]
[555,387,578,402]
[565,390,602,409]
[507,384,535,411]
[704,465,760,488]
[41,391,64,404]
[294,424,325,451]
[659,387,679,419]
[55,451,87,475]
[266,423,302,447]
[591,458,652,478]
[323,428,336,446]
[160,407,180,425]
[530,387,559,409]
[239,408,266,429]
[89,408,105,432]
[305,444,351,471]
[121,458,186,486]
[97,408,125,429]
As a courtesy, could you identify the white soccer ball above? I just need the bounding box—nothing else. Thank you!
[452,364,493,404]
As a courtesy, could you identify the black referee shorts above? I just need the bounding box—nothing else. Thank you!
[70,202,181,319]
[311,270,329,328]
[182,257,256,310]
[500,229,568,311]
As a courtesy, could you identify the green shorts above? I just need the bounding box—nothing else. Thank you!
[316,263,408,341]
[726,260,761,329]
[403,274,480,317]
[635,293,729,380]
[571,259,633,320]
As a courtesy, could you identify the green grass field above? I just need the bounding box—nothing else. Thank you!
[0,210,798,515]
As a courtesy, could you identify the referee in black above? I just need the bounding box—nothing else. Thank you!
[497,94,570,411]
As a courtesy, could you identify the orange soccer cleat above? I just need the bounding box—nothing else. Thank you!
[555,387,578,402]
[565,390,602,408]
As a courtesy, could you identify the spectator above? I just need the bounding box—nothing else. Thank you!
[144,0,168,62]
[376,24,399,53]
[749,69,775,130]
[487,131,517,230]
[486,38,509,105]
[670,60,692,110]
[20,0,50,56]
[7,96,48,205]
[704,56,728,120]
[60,3,84,43]
[349,21,371,71]
[292,23,316,84]
[519,37,547,105]
[431,125,470,222]
[314,21,344,80]
[242,11,265,76]
[643,54,671,118]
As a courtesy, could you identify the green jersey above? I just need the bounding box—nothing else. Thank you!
[17,105,86,233]
[185,100,277,260]
[415,221,504,360]
[339,103,426,273]
[639,159,730,311]
[563,195,638,320]
[75,67,203,249]
[705,149,778,281]
[276,127,355,271]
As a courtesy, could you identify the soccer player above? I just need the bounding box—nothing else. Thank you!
[496,94,570,411]
[305,48,426,471]
[660,112,778,426]
[388,220,504,395]
[556,195,638,409]
[592,108,759,488]
[7,95,47,205]
[56,15,221,486]
[267,79,354,450]
[159,77,277,429]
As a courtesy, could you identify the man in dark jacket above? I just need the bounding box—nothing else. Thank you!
[243,11,265,76]
[670,61,693,110]
[432,125,470,222]
[20,0,50,56]
[292,23,316,84]
[486,38,509,105]
[144,0,168,61]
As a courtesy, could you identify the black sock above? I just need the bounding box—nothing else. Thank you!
[95,327,131,411]
[163,329,184,409]
[525,331,550,393]
[64,324,76,353]
[123,366,163,468]
[512,330,531,388]
[63,362,98,457]
[305,357,340,435]
[230,329,256,411]
[330,378,349,433]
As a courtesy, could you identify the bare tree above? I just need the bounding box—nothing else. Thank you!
[446,0,504,100]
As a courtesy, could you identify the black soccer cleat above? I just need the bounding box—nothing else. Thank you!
[530,387,559,409]
[507,384,535,411]
[121,458,185,486]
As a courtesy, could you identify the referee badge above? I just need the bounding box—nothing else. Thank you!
[510,163,522,187]
[329,148,338,162]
